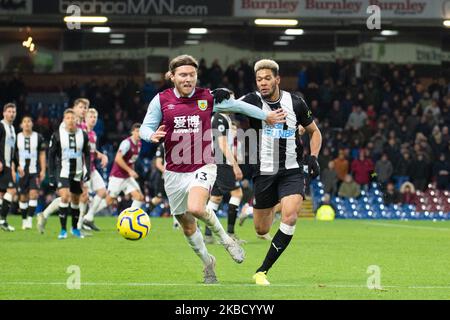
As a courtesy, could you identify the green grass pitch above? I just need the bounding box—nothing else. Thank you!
[1,215,450,300]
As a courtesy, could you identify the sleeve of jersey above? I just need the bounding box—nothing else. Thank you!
[38,134,47,151]
[294,96,314,127]
[48,133,58,178]
[213,98,268,121]
[118,140,131,155]
[140,94,163,142]
[211,114,229,137]
[83,132,91,178]
[0,126,5,164]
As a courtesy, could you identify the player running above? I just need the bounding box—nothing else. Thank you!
[106,123,145,210]
[228,59,322,285]
[37,99,107,233]
[16,115,46,230]
[0,103,18,231]
[48,108,91,239]
[139,54,286,284]
[204,109,246,245]
[78,108,108,231]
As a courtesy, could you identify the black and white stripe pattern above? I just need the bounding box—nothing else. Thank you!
[49,127,89,181]
[0,120,16,168]
[16,132,44,174]
[240,90,313,176]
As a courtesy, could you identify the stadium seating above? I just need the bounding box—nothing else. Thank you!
[311,180,450,220]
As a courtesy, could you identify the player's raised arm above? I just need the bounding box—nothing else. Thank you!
[212,90,286,125]
[139,94,165,143]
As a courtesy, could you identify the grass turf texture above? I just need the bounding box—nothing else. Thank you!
[1,216,449,300]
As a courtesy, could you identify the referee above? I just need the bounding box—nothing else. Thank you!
[218,59,322,285]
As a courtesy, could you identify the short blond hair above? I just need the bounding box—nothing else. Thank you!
[254,59,279,76]
[87,108,98,116]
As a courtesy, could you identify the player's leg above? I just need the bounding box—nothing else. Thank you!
[69,180,84,238]
[185,165,244,262]
[37,190,61,233]
[27,189,39,229]
[176,212,217,284]
[204,193,222,244]
[125,178,144,208]
[19,194,29,230]
[227,187,244,241]
[57,187,71,239]
[253,172,305,285]
[82,170,106,231]
[0,186,17,232]
[76,186,89,230]
[83,188,106,231]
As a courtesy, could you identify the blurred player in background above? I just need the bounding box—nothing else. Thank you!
[106,123,144,210]
[16,115,46,230]
[0,103,17,231]
[48,109,91,239]
[78,108,108,231]
[204,96,246,245]
[149,142,180,229]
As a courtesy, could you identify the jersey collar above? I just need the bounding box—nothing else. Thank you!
[174,87,196,99]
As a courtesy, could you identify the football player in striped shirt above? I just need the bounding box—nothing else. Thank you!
[16,115,46,230]
[48,109,91,239]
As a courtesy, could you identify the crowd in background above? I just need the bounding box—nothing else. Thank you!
[0,58,449,213]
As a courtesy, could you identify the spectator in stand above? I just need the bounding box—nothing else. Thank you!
[333,149,349,186]
[394,152,413,178]
[383,182,401,205]
[345,105,367,131]
[351,149,374,190]
[432,153,450,190]
[338,174,361,199]
[318,147,332,172]
[208,59,223,89]
[321,161,338,196]
[410,153,431,191]
[400,182,417,205]
[375,153,394,189]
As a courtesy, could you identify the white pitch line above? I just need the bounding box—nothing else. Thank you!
[364,222,450,231]
[1,282,450,290]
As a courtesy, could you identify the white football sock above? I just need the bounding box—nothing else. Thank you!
[85,195,103,222]
[43,197,61,219]
[97,199,108,213]
[131,200,143,209]
[79,202,88,217]
[185,228,211,266]
[199,207,233,245]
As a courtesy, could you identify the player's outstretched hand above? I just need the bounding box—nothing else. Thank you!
[266,108,287,125]
[306,155,320,179]
[151,125,166,143]
[211,88,231,104]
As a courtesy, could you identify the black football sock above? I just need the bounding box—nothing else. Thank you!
[1,198,11,221]
[20,202,29,220]
[58,204,69,230]
[28,206,37,218]
[70,204,80,230]
[256,223,295,274]
[227,203,239,234]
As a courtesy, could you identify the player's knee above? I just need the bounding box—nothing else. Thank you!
[254,224,270,236]
[186,205,204,217]
[281,213,298,226]
[97,189,107,198]
[231,188,243,199]
[135,193,144,202]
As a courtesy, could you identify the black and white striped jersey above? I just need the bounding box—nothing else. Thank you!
[16,132,46,175]
[239,90,314,176]
[48,126,90,181]
[0,119,17,168]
